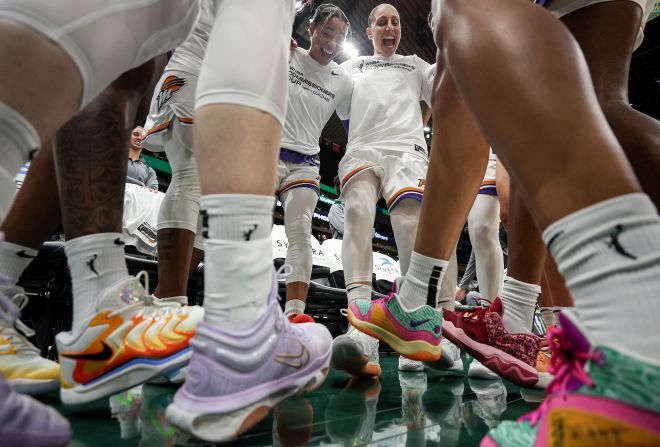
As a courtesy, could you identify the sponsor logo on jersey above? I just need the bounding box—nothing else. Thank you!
[414,144,427,156]
[157,75,186,111]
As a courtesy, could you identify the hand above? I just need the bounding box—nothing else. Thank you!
[454,287,467,303]
[290,38,298,50]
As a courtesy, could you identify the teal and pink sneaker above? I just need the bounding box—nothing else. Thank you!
[347,294,443,362]
[482,311,660,447]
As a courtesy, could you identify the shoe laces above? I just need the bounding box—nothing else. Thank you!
[524,325,604,427]
[106,271,185,320]
[0,292,40,354]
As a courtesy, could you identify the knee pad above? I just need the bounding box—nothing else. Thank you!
[282,188,315,284]
[196,0,296,125]
[0,103,40,219]
[158,119,200,232]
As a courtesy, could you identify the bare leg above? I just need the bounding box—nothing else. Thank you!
[414,71,490,260]
[434,0,639,228]
[561,2,660,208]
[0,141,60,249]
[154,228,195,298]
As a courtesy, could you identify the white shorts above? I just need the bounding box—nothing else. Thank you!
[142,69,196,151]
[0,0,200,108]
[276,158,321,197]
[338,148,428,211]
[196,0,296,126]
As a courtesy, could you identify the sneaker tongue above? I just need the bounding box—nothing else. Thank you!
[557,311,591,354]
[489,298,503,315]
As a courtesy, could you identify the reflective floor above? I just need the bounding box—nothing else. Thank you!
[48,354,542,446]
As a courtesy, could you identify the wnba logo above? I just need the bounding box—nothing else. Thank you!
[157,75,186,111]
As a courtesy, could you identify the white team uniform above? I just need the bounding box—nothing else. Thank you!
[0,0,200,108]
[276,48,353,196]
[480,149,497,196]
[546,0,657,48]
[141,0,216,251]
[337,54,435,210]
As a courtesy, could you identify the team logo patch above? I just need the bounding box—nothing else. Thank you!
[157,75,186,111]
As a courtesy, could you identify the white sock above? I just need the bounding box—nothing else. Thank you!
[201,194,273,331]
[0,241,37,285]
[0,103,39,220]
[500,276,541,334]
[398,251,449,310]
[540,306,555,328]
[543,193,660,360]
[65,233,129,328]
[346,284,371,305]
[284,299,305,316]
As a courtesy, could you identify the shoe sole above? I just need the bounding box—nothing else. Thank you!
[60,347,191,405]
[442,320,545,388]
[9,377,60,395]
[165,354,331,443]
[424,357,463,374]
[347,309,441,362]
[468,362,500,380]
[331,336,381,378]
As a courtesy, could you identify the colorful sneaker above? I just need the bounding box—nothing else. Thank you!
[56,272,203,405]
[425,338,464,373]
[0,287,71,446]
[443,298,549,388]
[482,311,660,447]
[0,372,72,446]
[0,287,60,395]
[331,324,381,378]
[165,273,332,443]
[287,313,315,324]
[399,356,424,372]
[347,294,443,362]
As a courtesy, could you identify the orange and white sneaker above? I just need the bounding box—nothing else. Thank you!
[0,287,60,395]
[56,272,203,405]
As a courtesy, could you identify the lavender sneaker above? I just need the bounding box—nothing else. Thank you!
[165,274,332,442]
[0,292,71,446]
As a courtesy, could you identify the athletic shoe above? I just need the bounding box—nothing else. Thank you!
[399,355,424,372]
[326,378,380,445]
[482,311,660,447]
[272,397,313,447]
[443,298,550,388]
[287,313,315,324]
[56,272,203,405]
[165,272,332,443]
[468,359,499,380]
[0,287,71,446]
[0,372,72,447]
[468,378,507,429]
[347,294,443,362]
[425,338,464,373]
[331,324,381,378]
[0,286,60,395]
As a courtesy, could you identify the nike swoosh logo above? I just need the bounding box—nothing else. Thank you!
[16,250,36,259]
[61,340,113,361]
[114,238,125,246]
[274,340,310,369]
[331,71,341,76]
[410,319,431,328]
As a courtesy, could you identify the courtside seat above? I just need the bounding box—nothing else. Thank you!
[373,252,399,294]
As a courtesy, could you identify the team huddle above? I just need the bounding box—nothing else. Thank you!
[1,0,660,446]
